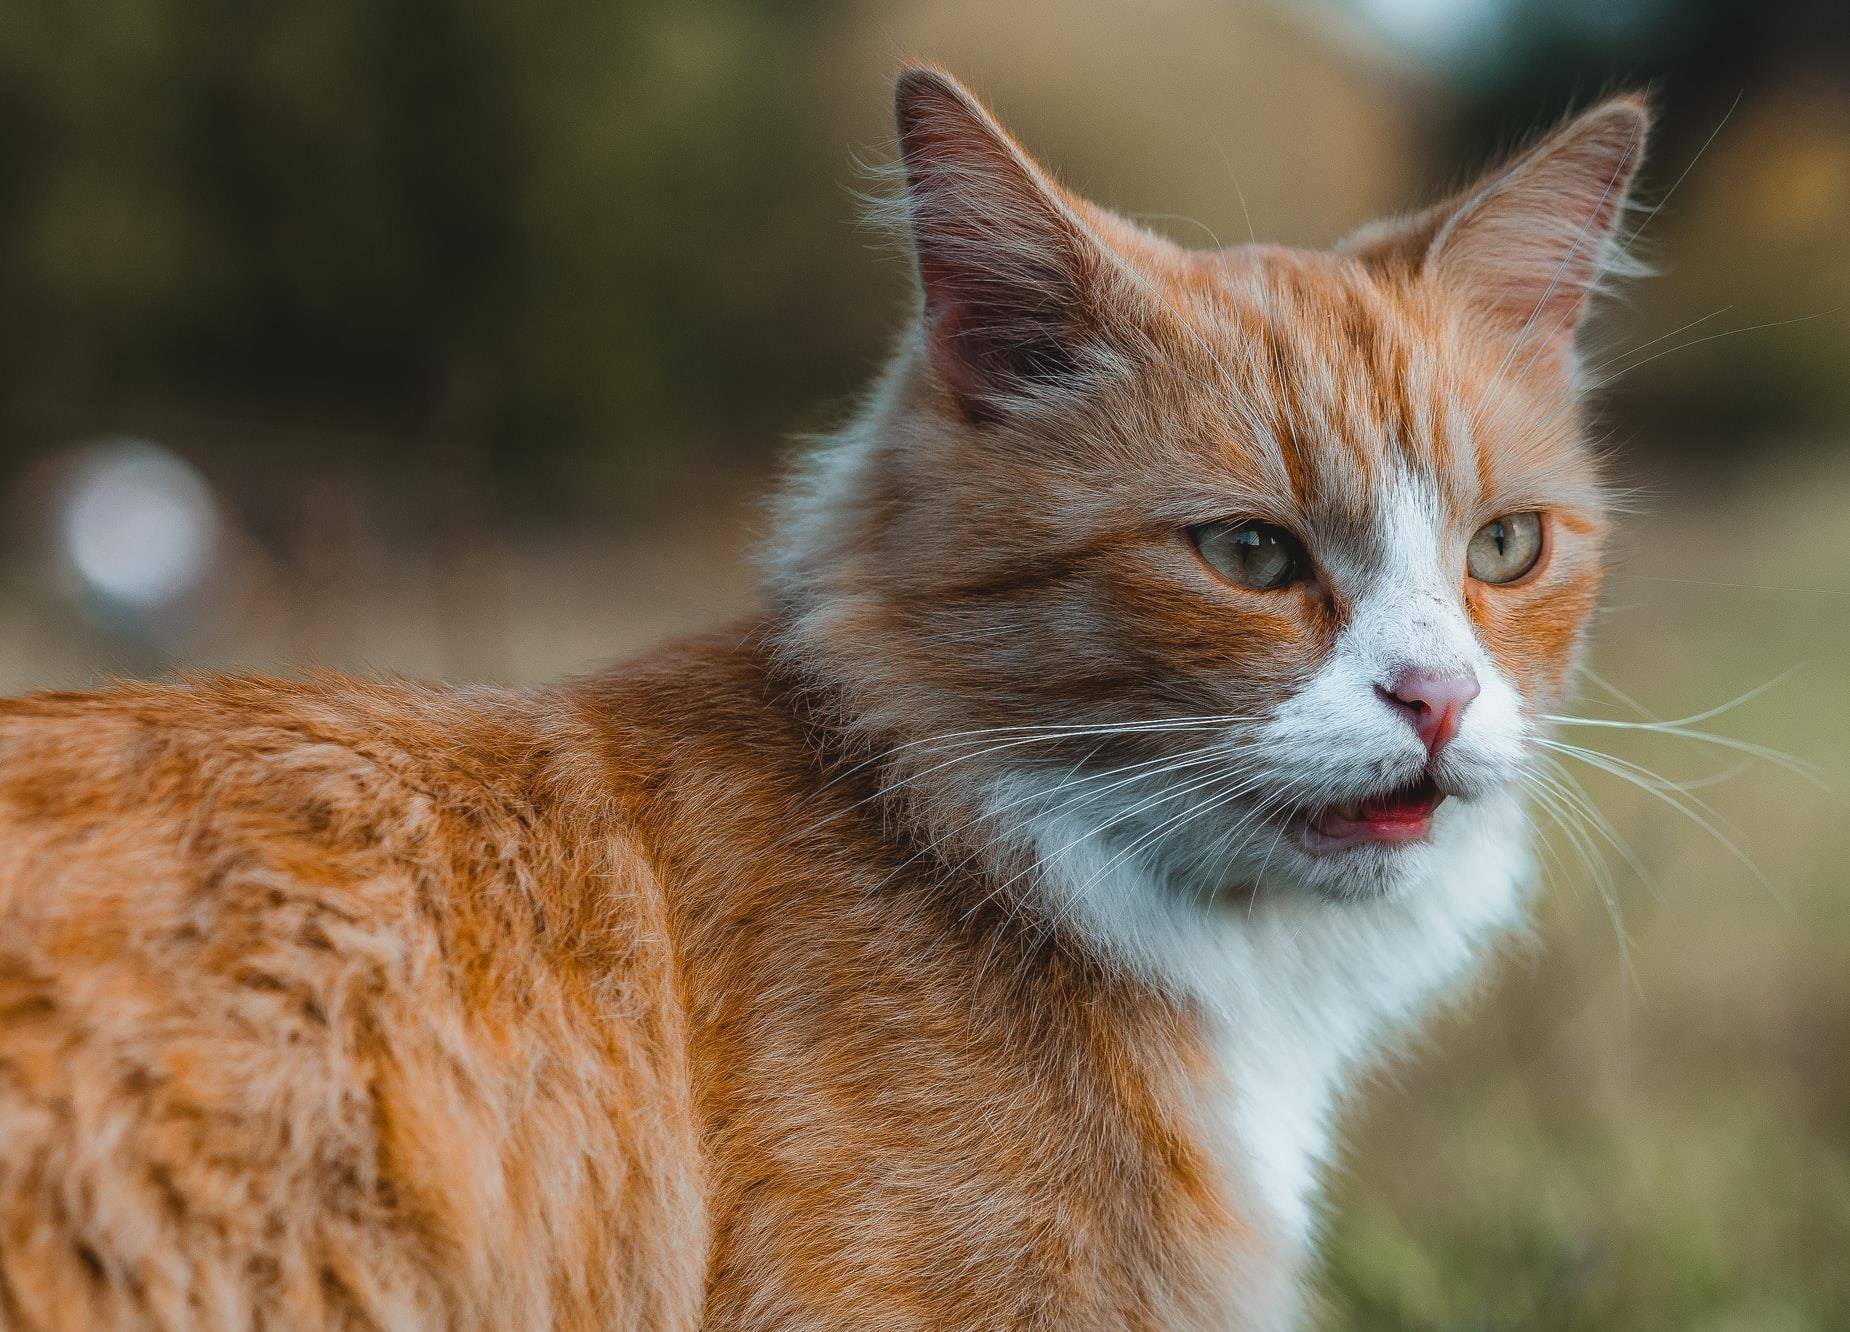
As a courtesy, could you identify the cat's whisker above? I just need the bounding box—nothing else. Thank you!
[852,746,1238,913]
[1542,718,1825,793]
[1129,770,1281,880]
[1523,777,1609,898]
[1028,760,1264,885]
[1546,664,1829,792]
[933,748,1241,895]
[1577,665,1661,721]
[1536,736,1793,915]
[1584,305,1730,375]
[1181,772,1321,915]
[1519,783,1581,897]
[1539,735,1752,806]
[1531,756,1662,903]
[1238,775,1350,906]
[1553,720,1824,787]
[1044,768,1273,929]
[1657,758,1756,792]
[1147,769,1339,921]
[1232,792,1307,919]
[1520,773,1640,996]
[780,713,1257,844]
[968,761,1265,930]
[852,712,1247,764]
[885,728,1282,925]
[1014,746,1267,832]
[1028,754,1287,921]
[1588,307,1841,388]
[1565,665,1804,731]
[1615,88,1739,254]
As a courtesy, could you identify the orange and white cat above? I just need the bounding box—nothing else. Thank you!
[0,65,1647,1330]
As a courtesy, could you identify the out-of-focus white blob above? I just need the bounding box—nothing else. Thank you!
[1352,0,1509,61]
[61,439,219,610]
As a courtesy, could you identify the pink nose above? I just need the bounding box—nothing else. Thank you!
[1379,667,1481,756]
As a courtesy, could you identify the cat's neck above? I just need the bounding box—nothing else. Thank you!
[1024,791,1533,1244]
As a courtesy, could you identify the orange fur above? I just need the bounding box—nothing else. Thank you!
[0,67,1649,1329]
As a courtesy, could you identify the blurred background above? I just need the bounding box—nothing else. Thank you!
[0,0,1846,1325]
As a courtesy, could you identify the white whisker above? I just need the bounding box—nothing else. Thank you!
[1537,736,1792,915]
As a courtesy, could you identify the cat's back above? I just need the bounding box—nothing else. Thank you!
[0,672,705,1330]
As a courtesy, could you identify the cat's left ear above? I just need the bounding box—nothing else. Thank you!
[891,64,1120,420]
[1349,95,1651,373]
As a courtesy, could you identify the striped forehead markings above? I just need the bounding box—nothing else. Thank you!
[1258,278,1487,525]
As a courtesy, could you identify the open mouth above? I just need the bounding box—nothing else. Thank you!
[1296,774,1446,853]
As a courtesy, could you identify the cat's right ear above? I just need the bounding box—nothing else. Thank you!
[1343,95,1650,376]
[892,65,1109,421]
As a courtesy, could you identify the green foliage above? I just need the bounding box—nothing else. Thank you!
[0,0,884,503]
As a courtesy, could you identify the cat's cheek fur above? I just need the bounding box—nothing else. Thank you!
[1469,524,1607,706]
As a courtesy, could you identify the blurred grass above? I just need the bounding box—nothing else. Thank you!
[1314,451,1850,1329]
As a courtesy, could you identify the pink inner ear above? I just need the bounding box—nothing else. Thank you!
[894,67,1102,414]
[924,300,1080,414]
[917,244,1096,418]
[922,301,993,409]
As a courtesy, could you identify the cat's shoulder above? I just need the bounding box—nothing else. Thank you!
[1,669,595,822]
[0,669,669,964]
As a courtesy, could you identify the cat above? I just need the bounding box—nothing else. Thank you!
[0,63,1648,1331]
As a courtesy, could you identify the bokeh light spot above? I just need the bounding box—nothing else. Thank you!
[61,439,219,610]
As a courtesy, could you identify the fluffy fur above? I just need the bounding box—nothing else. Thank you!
[0,67,1649,1329]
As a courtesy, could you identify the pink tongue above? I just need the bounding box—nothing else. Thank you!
[1362,792,1425,821]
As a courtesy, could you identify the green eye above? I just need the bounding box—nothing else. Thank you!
[1467,511,1544,584]
[1190,519,1306,591]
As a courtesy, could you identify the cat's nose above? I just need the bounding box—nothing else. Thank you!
[1377,667,1481,756]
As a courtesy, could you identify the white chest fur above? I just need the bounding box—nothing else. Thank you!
[1038,791,1533,1251]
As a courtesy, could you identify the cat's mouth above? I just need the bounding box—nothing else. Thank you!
[1295,774,1445,853]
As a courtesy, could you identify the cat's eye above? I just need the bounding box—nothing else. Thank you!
[1190,519,1306,591]
[1467,511,1544,584]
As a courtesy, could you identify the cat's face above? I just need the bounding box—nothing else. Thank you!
[773,68,1645,905]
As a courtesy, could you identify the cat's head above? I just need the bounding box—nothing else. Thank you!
[770,66,1647,908]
